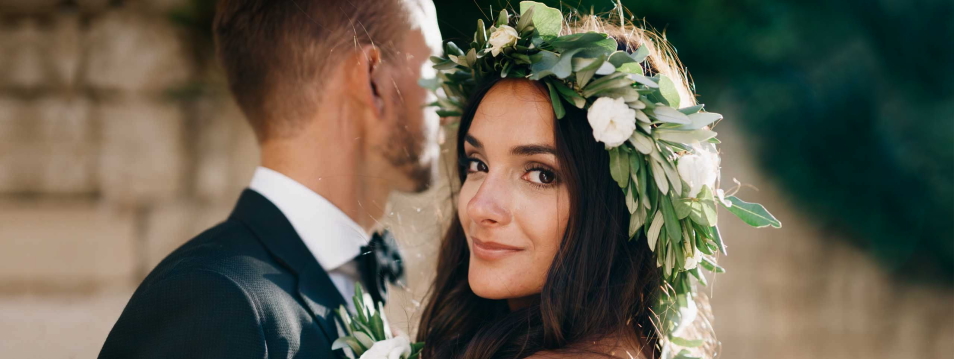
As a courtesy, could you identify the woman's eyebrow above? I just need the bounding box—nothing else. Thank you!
[511,144,557,156]
[464,134,483,148]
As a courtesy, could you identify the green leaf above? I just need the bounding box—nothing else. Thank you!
[626,181,637,214]
[496,9,509,27]
[617,62,644,75]
[436,110,462,117]
[700,256,725,273]
[671,336,705,348]
[515,5,534,32]
[656,74,681,108]
[646,210,664,251]
[545,80,566,119]
[475,19,487,48]
[678,104,705,115]
[608,147,630,189]
[687,186,718,227]
[655,128,718,144]
[725,196,782,228]
[679,112,722,130]
[608,51,637,67]
[671,196,692,219]
[549,32,608,50]
[551,80,585,108]
[660,194,682,244]
[630,204,646,238]
[530,48,580,80]
[710,225,726,255]
[519,1,562,37]
[630,45,650,63]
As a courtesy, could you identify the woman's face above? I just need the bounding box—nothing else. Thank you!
[459,79,571,304]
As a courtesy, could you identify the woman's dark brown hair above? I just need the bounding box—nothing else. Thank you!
[416,15,709,359]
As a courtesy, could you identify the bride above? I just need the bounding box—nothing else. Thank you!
[410,3,778,359]
[333,3,780,359]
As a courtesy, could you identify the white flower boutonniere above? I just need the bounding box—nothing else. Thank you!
[587,97,637,148]
[359,336,411,359]
[488,25,519,56]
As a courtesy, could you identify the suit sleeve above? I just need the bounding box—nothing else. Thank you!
[99,269,268,359]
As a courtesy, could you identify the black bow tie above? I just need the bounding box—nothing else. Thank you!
[358,230,405,306]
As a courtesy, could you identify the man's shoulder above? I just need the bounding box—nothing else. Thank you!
[143,218,291,294]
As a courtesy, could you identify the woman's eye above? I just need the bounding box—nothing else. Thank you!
[466,159,488,173]
[524,169,556,185]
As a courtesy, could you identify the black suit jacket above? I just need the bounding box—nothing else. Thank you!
[99,190,347,358]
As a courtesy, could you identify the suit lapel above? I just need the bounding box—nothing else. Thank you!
[229,189,348,342]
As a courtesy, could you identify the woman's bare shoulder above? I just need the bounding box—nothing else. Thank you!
[524,336,649,359]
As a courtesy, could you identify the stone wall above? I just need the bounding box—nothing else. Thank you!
[0,1,951,358]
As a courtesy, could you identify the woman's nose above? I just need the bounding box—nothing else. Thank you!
[466,176,512,227]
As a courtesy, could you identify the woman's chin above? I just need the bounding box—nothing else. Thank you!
[468,261,536,300]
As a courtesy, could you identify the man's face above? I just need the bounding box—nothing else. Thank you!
[375,0,442,193]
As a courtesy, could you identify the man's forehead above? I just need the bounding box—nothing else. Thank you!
[402,0,442,54]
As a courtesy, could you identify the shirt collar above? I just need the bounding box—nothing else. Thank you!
[248,166,371,272]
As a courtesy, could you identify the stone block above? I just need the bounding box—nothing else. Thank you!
[193,97,259,204]
[98,97,185,205]
[0,201,138,290]
[48,12,83,89]
[35,95,92,143]
[37,142,97,194]
[1,18,46,91]
[85,10,191,94]
[0,0,60,15]
[143,201,232,271]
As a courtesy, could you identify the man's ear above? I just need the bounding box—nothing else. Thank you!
[348,45,385,120]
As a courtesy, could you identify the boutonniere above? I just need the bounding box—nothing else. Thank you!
[332,284,423,359]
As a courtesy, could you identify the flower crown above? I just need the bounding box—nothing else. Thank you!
[420,2,781,357]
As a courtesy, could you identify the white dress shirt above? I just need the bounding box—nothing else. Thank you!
[248,166,370,311]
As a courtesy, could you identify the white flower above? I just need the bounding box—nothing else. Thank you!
[684,249,703,270]
[359,336,411,359]
[671,295,698,338]
[716,188,732,208]
[587,97,637,148]
[676,142,720,198]
[488,25,519,57]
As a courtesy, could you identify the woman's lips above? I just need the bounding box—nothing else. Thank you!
[471,237,523,261]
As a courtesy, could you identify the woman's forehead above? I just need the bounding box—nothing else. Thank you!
[469,80,556,147]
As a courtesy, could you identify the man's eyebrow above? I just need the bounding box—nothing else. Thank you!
[511,144,557,156]
[464,134,483,148]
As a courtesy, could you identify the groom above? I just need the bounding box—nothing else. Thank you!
[98,0,442,357]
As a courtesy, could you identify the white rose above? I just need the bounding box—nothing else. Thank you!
[488,25,519,57]
[684,249,703,270]
[587,97,637,148]
[359,336,411,359]
[676,142,720,198]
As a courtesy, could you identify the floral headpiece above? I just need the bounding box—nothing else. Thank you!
[419,2,781,357]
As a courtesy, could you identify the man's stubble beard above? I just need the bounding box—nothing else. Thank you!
[379,107,437,193]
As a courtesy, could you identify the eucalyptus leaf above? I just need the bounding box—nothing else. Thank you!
[725,196,782,228]
[678,104,705,115]
[687,187,718,227]
[680,112,722,130]
[549,32,608,50]
[671,196,692,219]
[628,73,659,88]
[617,62,644,75]
[629,205,647,238]
[647,210,664,251]
[552,80,585,108]
[608,147,631,189]
[671,336,704,348]
[660,194,682,244]
[475,19,487,47]
[608,51,637,67]
[700,256,725,273]
[630,45,650,63]
[655,128,718,144]
[496,9,509,27]
[518,1,562,37]
[649,157,669,195]
[656,74,681,108]
[711,225,726,255]
[545,80,566,119]
[626,181,637,214]
[652,106,692,124]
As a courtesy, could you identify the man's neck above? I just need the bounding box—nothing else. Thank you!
[259,140,391,233]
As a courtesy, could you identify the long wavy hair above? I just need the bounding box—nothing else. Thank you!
[417,14,715,359]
